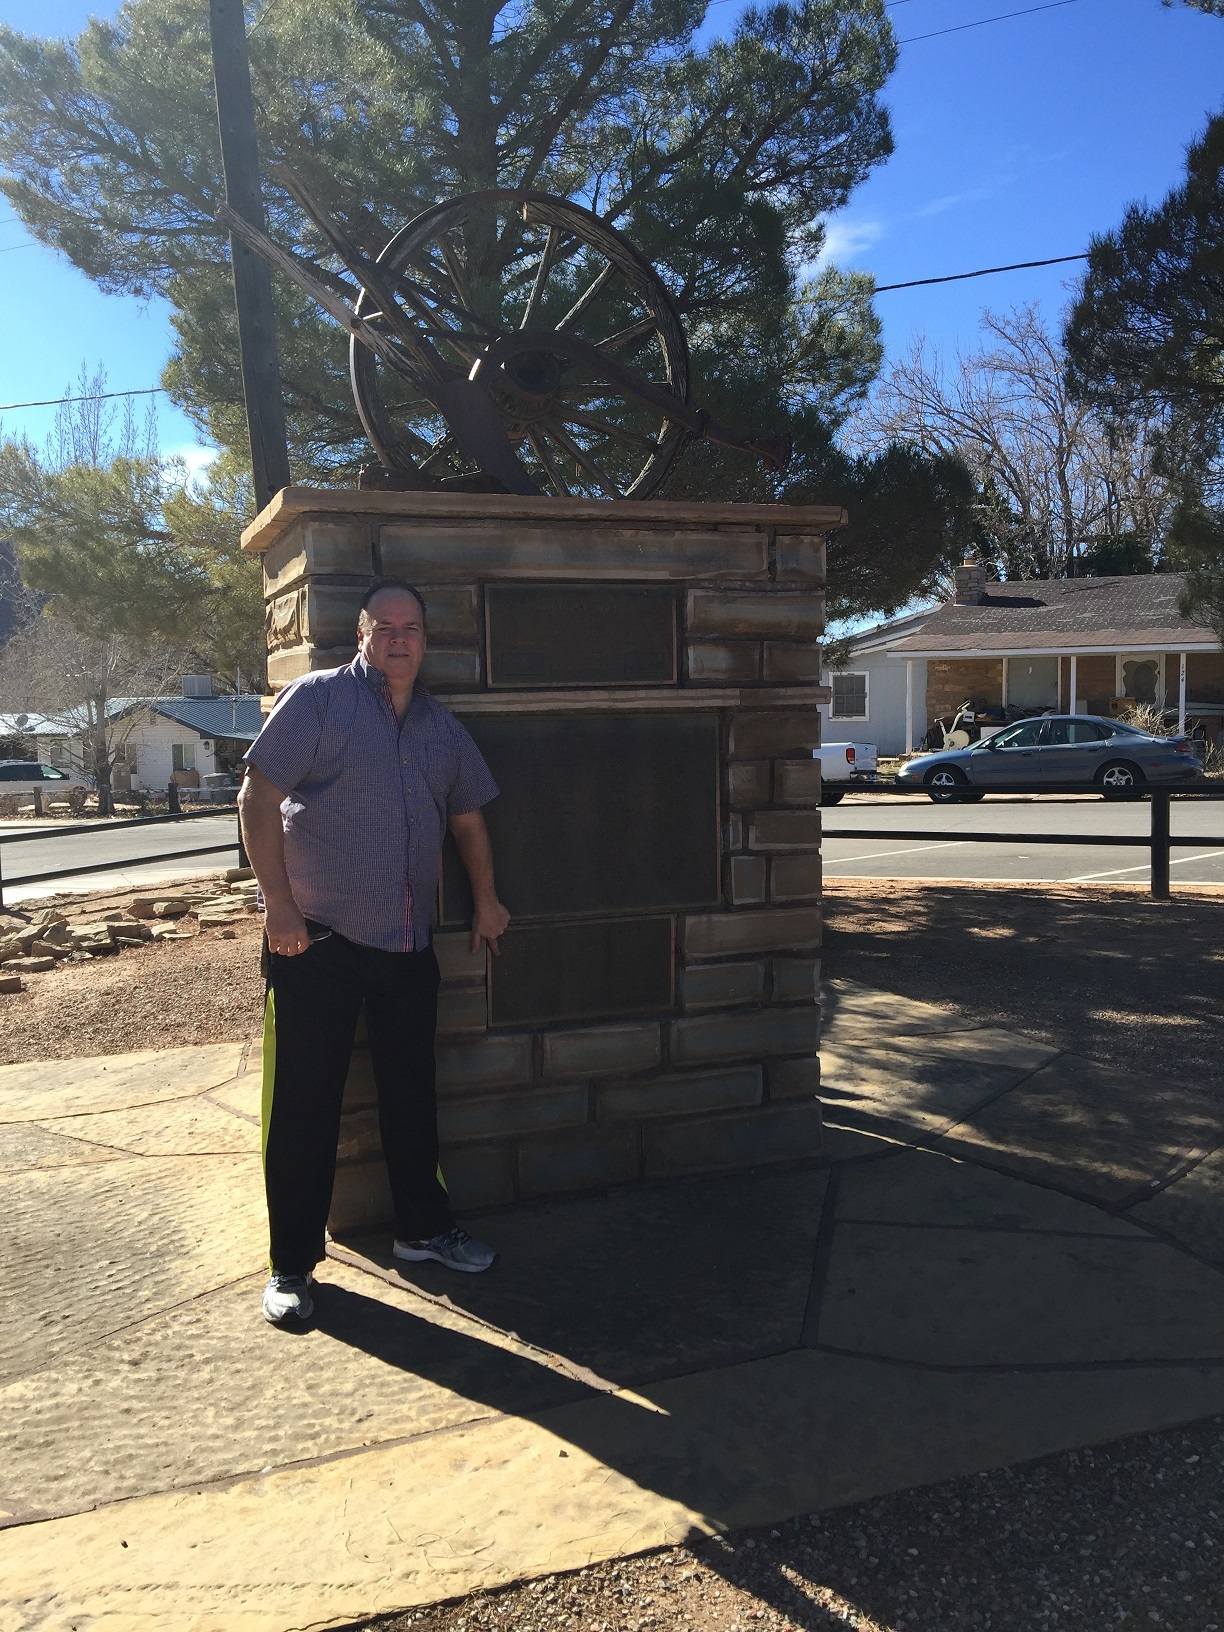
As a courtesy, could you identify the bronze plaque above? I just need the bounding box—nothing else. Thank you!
[486,585,676,687]
[440,712,719,922]
[490,916,674,1026]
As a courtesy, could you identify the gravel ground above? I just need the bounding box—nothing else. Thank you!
[363,1419,1224,1632]
[0,879,264,1063]
[821,878,1223,1093]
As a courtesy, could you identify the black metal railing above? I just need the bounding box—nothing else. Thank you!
[0,806,246,907]
[821,782,1224,900]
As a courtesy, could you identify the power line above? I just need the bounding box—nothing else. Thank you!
[0,387,164,413]
[875,252,1088,292]
[898,0,1080,46]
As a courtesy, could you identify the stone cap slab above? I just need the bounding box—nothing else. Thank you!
[241,486,848,555]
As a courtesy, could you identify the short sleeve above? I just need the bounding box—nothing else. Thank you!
[446,721,500,816]
[243,679,326,795]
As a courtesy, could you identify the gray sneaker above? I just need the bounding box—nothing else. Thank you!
[262,1272,315,1324]
[393,1225,496,1274]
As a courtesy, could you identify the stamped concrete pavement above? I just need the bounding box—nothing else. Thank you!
[3,992,1224,1631]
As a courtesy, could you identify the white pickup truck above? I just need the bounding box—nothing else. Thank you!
[813,741,879,805]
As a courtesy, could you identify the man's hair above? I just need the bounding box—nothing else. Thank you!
[359,578,427,626]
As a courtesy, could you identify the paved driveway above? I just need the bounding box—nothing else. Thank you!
[822,794,1224,886]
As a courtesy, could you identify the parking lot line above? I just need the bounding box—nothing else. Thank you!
[1068,848,1224,883]
[822,840,969,866]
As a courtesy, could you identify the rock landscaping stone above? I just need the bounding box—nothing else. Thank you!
[8,956,57,973]
[37,923,74,947]
[111,925,152,945]
[152,900,190,919]
[0,936,26,963]
[0,973,21,993]
[30,941,72,960]
[222,867,255,883]
[127,898,158,920]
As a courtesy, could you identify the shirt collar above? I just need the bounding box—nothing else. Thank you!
[352,652,430,706]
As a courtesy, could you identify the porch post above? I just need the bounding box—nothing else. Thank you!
[905,660,914,755]
[1001,656,1009,709]
[1069,654,1078,714]
[1178,652,1187,734]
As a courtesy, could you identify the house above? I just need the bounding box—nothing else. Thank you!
[820,565,1224,756]
[0,678,264,793]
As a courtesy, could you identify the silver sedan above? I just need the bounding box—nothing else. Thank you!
[897,714,1205,801]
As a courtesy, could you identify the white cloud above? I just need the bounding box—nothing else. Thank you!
[813,217,886,270]
[165,443,219,485]
[911,186,995,220]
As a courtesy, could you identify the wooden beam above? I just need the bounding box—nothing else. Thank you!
[209,0,291,510]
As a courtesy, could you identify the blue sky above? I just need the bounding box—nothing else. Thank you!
[1,0,1221,463]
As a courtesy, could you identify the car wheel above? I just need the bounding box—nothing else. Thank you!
[924,765,969,803]
[819,788,846,806]
[1095,760,1145,799]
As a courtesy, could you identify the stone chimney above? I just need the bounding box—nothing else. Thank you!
[953,558,987,605]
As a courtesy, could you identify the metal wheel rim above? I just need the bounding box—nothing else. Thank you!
[1101,766,1137,787]
[350,190,690,497]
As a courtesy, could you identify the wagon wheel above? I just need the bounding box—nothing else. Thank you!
[350,190,691,499]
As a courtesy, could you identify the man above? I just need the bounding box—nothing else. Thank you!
[240,579,511,1326]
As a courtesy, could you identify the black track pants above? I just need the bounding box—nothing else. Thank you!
[261,927,449,1275]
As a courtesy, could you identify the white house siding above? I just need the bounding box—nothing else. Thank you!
[818,654,927,756]
[123,710,220,792]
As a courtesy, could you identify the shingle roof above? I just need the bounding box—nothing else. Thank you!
[883,573,1217,654]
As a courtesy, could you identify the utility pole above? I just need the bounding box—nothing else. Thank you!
[209,0,291,512]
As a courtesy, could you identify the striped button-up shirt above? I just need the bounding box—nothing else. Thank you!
[245,654,499,952]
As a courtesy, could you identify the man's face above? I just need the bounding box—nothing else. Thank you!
[358,588,427,687]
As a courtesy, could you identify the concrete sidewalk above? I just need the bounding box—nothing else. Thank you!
[3,985,1224,1630]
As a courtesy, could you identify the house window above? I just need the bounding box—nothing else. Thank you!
[172,742,196,773]
[831,672,868,719]
[47,741,69,767]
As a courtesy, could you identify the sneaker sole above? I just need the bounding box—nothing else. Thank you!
[393,1244,494,1273]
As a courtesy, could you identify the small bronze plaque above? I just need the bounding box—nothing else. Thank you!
[440,712,720,922]
[486,585,676,687]
[490,916,674,1026]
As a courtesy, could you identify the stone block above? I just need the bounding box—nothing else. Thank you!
[151,900,190,919]
[680,959,766,1009]
[728,761,769,809]
[643,1102,822,1178]
[775,533,827,584]
[767,1056,821,1101]
[772,958,820,1003]
[381,522,768,582]
[771,854,823,901]
[669,1006,820,1065]
[437,1141,516,1210]
[266,644,355,689]
[436,1034,535,1092]
[436,984,488,1036]
[336,1106,380,1165]
[416,585,480,642]
[542,1023,661,1078]
[727,855,767,905]
[421,647,482,690]
[433,931,485,984]
[723,813,743,851]
[685,641,759,683]
[728,711,821,759]
[687,590,821,640]
[763,642,823,683]
[300,581,367,648]
[598,1066,762,1121]
[0,973,22,994]
[438,1085,589,1144]
[7,956,56,973]
[684,907,821,957]
[750,811,822,850]
[775,759,823,805]
[517,1124,639,1198]
[262,519,374,595]
[328,1158,393,1233]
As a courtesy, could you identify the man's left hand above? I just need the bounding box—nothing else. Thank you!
[471,898,511,956]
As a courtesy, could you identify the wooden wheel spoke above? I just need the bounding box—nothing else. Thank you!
[520,226,567,330]
[555,260,617,332]
[563,408,660,453]
[528,429,570,496]
[437,233,474,311]
[595,316,658,354]
[543,421,622,497]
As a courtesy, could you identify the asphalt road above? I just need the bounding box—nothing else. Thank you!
[822,792,1224,887]
[0,812,242,906]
